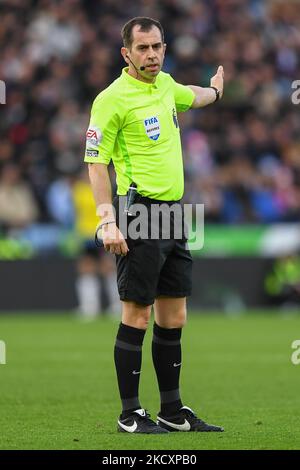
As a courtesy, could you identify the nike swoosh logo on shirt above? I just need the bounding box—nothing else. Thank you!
[132,370,141,375]
[118,420,138,433]
[157,417,191,431]
[173,362,181,367]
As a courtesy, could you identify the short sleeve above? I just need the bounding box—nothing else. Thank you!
[84,92,121,164]
[171,78,195,112]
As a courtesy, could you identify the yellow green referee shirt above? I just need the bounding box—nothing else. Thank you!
[84,67,195,201]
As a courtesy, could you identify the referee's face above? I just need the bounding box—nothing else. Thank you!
[124,25,166,83]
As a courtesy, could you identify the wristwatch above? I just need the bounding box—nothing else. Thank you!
[209,86,220,102]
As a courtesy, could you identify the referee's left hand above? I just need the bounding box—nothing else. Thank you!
[100,222,129,256]
[210,65,224,98]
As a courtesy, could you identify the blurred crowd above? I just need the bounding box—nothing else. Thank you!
[1,0,300,244]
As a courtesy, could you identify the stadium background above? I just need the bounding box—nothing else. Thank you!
[0,0,300,451]
[1,0,300,311]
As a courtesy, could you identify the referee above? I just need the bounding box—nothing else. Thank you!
[85,17,224,434]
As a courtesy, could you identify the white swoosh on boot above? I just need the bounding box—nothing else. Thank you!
[118,420,138,433]
[157,416,191,431]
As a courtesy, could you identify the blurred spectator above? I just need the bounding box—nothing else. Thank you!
[46,174,75,228]
[72,168,120,319]
[0,162,39,233]
[265,254,300,308]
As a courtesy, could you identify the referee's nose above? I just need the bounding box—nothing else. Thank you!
[147,47,157,61]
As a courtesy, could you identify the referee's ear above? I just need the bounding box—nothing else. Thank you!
[121,47,130,65]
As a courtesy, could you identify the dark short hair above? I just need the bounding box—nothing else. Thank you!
[121,17,164,49]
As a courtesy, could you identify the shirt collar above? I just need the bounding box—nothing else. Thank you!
[121,67,159,90]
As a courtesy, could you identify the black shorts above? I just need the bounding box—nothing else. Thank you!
[113,195,192,306]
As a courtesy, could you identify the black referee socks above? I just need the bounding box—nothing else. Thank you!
[114,323,146,418]
[152,322,183,416]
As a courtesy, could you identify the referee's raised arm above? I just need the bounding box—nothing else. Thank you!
[188,65,224,108]
[88,163,129,256]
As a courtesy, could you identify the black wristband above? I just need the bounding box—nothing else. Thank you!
[99,220,116,229]
[94,221,116,248]
[209,86,220,102]
[95,231,103,248]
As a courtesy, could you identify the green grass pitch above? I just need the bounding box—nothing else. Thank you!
[0,311,300,450]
